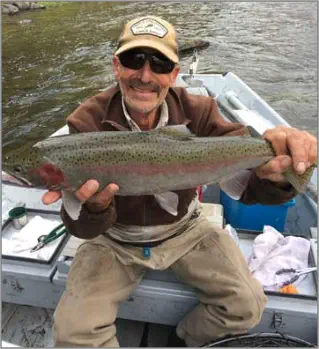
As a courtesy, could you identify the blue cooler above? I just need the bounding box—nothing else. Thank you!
[220,190,295,232]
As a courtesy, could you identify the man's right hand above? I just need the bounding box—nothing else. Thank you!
[42,180,119,213]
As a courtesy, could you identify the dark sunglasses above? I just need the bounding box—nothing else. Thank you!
[118,49,175,74]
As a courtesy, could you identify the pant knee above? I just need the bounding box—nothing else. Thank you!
[54,316,117,347]
[232,283,267,329]
[53,303,87,345]
[207,283,267,331]
[53,294,117,347]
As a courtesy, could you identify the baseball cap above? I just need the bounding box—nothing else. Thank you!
[115,16,179,63]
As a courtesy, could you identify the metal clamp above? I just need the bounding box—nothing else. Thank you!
[272,312,285,329]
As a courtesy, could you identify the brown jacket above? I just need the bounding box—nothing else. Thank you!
[61,85,296,239]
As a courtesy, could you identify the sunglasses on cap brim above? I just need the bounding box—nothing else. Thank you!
[118,49,176,74]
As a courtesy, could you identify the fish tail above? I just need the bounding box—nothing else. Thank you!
[283,164,317,192]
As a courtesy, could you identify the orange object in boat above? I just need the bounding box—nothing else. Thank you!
[280,284,298,294]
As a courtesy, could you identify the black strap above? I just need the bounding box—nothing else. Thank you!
[106,229,182,248]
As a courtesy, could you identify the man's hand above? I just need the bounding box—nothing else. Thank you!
[255,126,317,183]
[42,180,119,213]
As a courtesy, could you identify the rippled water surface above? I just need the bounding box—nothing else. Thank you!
[2,2,317,155]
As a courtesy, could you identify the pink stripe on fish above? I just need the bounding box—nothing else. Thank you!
[79,158,256,176]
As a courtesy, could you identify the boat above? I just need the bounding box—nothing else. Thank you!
[2,54,317,347]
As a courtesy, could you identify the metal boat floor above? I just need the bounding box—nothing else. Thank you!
[2,302,159,347]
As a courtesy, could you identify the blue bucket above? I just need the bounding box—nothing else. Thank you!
[220,190,296,232]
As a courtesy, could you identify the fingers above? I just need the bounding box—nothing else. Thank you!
[263,129,288,156]
[255,155,292,182]
[263,126,317,175]
[41,180,99,206]
[85,183,119,212]
[74,179,100,202]
[75,180,119,205]
[286,132,308,174]
[89,183,119,205]
[74,180,119,212]
[42,191,62,205]
[41,180,120,212]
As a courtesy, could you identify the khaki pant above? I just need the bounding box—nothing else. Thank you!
[53,214,267,347]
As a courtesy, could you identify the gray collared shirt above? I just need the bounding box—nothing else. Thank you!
[121,97,169,132]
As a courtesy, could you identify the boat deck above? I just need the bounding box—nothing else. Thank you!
[2,302,174,347]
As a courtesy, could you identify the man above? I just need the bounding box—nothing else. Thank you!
[43,16,317,347]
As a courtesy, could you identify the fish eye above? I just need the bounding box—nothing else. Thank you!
[14,166,22,173]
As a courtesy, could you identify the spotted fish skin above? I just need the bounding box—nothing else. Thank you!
[2,126,314,195]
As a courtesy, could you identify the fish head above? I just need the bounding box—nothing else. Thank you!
[3,149,45,188]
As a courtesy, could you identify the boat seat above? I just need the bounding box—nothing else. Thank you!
[186,86,209,97]
[175,74,213,97]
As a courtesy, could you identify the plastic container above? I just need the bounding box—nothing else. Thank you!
[201,203,224,228]
[8,206,28,229]
[220,190,295,232]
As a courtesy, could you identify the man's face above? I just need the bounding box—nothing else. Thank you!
[113,48,180,114]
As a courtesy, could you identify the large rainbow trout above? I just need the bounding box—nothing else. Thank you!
[3,126,315,220]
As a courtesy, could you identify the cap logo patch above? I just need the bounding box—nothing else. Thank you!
[131,18,168,38]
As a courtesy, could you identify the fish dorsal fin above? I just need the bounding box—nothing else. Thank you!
[151,125,195,140]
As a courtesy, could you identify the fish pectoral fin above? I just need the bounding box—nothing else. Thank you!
[219,169,253,200]
[62,190,83,221]
[152,125,195,140]
[154,192,179,216]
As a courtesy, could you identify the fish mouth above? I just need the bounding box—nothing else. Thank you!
[2,171,34,187]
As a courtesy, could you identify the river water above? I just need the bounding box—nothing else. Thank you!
[2,2,317,155]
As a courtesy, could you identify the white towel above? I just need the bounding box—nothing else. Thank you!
[247,226,311,290]
[2,216,64,261]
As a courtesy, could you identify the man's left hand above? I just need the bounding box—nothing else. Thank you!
[255,126,317,183]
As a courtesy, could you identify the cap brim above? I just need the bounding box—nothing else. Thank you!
[115,38,179,64]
